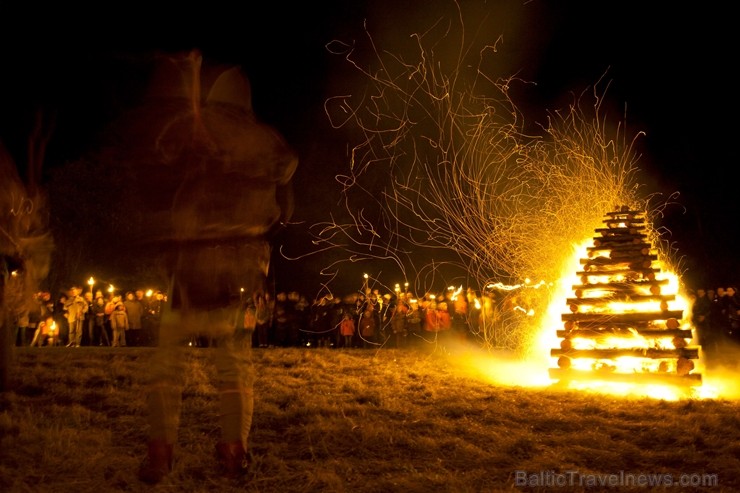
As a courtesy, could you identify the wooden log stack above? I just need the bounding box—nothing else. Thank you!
[549,206,702,387]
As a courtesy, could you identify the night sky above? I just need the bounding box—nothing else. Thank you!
[1,1,736,294]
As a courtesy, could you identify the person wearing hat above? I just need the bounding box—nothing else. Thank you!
[110,301,129,347]
[136,52,297,483]
[64,285,88,347]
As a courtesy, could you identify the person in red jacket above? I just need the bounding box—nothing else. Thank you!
[359,307,378,348]
[339,312,356,348]
[436,302,452,339]
[424,300,440,335]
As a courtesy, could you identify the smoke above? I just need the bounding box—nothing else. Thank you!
[701,343,740,400]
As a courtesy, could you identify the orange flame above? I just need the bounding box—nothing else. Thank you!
[541,239,712,401]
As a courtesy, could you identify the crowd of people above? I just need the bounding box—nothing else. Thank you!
[12,281,740,362]
[13,286,166,349]
[688,286,740,366]
[243,287,486,350]
[11,283,501,350]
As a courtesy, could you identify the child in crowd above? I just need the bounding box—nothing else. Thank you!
[30,316,56,347]
[110,303,129,347]
[340,312,355,348]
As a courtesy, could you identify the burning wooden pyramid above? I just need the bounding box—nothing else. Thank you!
[549,206,702,387]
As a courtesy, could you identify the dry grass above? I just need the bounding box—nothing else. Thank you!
[1,346,739,492]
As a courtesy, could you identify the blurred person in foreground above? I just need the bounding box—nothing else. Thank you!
[115,51,298,483]
[0,140,53,391]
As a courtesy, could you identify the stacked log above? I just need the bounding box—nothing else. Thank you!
[549,206,702,387]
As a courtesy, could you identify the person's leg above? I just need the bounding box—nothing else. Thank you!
[87,320,94,346]
[139,307,186,484]
[30,329,39,347]
[140,238,268,482]
[100,324,110,346]
[75,319,83,346]
[213,306,255,478]
[66,320,76,347]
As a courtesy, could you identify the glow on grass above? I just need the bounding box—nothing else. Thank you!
[441,342,552,387]
[566,382,689,401]
[439,340,729,402]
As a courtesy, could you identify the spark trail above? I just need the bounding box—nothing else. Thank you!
[317,2,662,353]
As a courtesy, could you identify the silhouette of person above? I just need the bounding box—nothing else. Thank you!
[127,51,297,483]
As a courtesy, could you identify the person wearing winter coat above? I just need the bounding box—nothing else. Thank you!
[339,312,355,348]
[136,53,298,484]
[110,303,129,347]
[64,285,89,347]
[359,307,377,348]
[390,298,408,348]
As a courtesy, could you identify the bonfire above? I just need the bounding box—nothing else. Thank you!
[548,206,703,399]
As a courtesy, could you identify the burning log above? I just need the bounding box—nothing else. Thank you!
[562,310,683,324]
[566,320,677,330]
[603,219,645,227]
[556,328,693,339]
[557,356,571,369]
[676,357,695,376]
[592,236,646,247]
[588,242,651,253]
[568,301,672,314]
[572,279,668,296]
[551,347,700,359]
[581,255,658,269]
[566,294,675,305]
[672,336,688,349]
[606,207,642,216]
[609,249,653,259]
[577,269,660,281]
[596,227,646,236]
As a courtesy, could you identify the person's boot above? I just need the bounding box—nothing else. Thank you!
[138,439,173,484]
[215,441,248,479]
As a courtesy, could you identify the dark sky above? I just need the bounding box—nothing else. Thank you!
[1,1,737,294]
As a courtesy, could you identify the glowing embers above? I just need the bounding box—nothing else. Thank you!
[549,206,702,392]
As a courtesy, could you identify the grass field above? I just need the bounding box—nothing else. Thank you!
[1,345,739,492]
